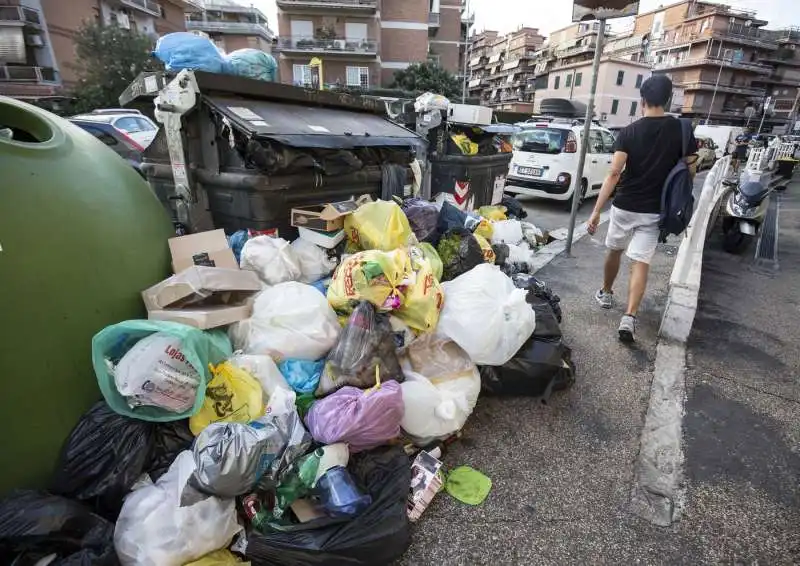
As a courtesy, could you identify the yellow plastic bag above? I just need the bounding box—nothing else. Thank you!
[396,258,444,332]
[415,242,443,281]
[474,219,494,241]
[189,361,266,436]
[478,205,507,221]
[474,234,496,264]
[450,133,479,156]
[345,200,415,252]
[327,249,412,314]
[184,549,249,565]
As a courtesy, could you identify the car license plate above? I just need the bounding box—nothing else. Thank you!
[518,166,543,177]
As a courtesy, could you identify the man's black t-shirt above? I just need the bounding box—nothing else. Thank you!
[611,116,696,214]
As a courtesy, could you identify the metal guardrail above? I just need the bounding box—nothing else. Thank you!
[276,36,378,54]
[652,57,772,74]
[0,65,56,82]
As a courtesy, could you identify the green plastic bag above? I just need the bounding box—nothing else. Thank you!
[445,465,492,505]
[92,320,232,422]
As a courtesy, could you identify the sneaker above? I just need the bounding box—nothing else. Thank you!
[595,289,614,309]
[618,314,636,343]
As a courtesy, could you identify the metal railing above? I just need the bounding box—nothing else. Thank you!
[652,56,773,74]
[276,0,377,8]
[555,42,597,58]
[276,36,378,54]
[0,5,42,25]
[682,81,766,97]
[120,0,162,17]
[428,12,440,26]
[687,3,756,20]
[186,20,272,39]
[0,65,56,82]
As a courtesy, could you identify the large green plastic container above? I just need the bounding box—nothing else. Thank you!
[0,97,175,494]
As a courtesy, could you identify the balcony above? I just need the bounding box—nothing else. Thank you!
[687,3,758,21]
[468,77,483,88]
[428,12,440,28]
[682,81,766,97]
[461,12,475,25]
[119,0,162,17]
[556,42,597,58]
[653,56,773,74]
[0,5,42,27]
[0,65,57,82]
[186,20,273,41]
[276,36,378,56]
[275,0,377,12]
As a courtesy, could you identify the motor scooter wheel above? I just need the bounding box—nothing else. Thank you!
[722,225,753,254]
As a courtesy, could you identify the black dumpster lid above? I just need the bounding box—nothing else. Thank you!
[204,95,424,150]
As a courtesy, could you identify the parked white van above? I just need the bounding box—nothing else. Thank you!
[505,120,616,208]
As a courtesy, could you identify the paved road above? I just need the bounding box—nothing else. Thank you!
[518,171,709,234]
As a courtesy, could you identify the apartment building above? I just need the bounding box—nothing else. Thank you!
[466,27,544,113]
[0,0,194,101]
[274,0,468,90]
[186,0,273,54]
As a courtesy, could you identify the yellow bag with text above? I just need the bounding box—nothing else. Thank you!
[478,205,507,221]
[414,242,443,281]
[474,218,494,241]
[396,257,444,332]
[474,234,496,264]
[327,249,412,314]
[345,200,416,252]
[189,361,266,436]
[184,549,250,565]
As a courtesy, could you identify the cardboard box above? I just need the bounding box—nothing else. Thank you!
[297,226,345,249]
[142,266,261,329]
[290,196,371,232]
[168,229,238,273]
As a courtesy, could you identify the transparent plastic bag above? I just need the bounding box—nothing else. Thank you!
[228,353,289,397]
[437,264,535,365]
[316,302,403,397]
[240,236,302,285]
[490,220,524,245]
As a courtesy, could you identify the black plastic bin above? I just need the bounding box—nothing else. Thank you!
[776,158,797,179]
[429,153,513,210]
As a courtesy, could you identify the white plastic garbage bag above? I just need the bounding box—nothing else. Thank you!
[291,238,338,283]
[114,451,241,566]
[490,219,524,245]
[228,353,289,396]
[399,336,481,443]
[240,236,302,285]
[229,282,341,360]
[437,263,535,365]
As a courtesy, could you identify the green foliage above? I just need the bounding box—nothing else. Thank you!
[70,22,161,114]
[389,62,462,100]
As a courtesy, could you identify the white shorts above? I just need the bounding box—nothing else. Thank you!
[605,206,660,264]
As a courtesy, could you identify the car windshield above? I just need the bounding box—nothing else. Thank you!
[512,128,567,154]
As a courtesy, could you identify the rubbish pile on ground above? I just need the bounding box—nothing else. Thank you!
[0,194,575,565]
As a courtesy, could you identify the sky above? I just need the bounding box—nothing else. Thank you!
[247,0,799,36]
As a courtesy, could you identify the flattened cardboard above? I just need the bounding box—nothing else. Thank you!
[168,229,238,273]
[290,195,372,231]
[141,266,261,311]
[147,303,253,329]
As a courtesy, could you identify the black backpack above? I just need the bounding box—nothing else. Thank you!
[659,118,695,243]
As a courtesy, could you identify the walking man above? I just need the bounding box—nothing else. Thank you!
[586,75,696,342]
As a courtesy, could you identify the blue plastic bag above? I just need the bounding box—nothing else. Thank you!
[153,32,225,74]
[225,49,277,82]
[278,359,324,395]
[92,320,232,422]
[229,230,249,264]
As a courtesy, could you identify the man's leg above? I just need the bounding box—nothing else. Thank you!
[618,216,659,342]
[626,260,650,316]
[597,207,630,308]
[603,249,624,292]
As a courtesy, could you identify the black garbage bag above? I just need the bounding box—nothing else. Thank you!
[436,228,484,281]
[436,202,469,237]
[491,243,509,265]
[50,402,154,519]
[0,491,118,566]
[401,198,439,243]
[147,419,195,482]
[479,339,575,400]
[501,195,528,220]
[512,273,563,323]
[245,446,411,566]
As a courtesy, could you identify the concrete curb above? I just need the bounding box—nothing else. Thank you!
[529,210,611,274]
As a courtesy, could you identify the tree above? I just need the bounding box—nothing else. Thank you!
[70,22,161,113]
[389,62,462,100]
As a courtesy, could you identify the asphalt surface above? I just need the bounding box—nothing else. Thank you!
[399,173,798,564]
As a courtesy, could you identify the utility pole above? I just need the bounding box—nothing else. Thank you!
[461,0,471,103]
[706,49,730,125]
[566,20,605,256]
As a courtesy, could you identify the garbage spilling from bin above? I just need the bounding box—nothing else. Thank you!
[0,192,576,566]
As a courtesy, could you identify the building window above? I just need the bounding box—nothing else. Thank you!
[293,64,313,87]
[616,70,625,86]
[346,66,369,88]
[635,74,643,88]
[611,99,619,115]
[566,73,572,87]
[575,72,582,86]
[630,101,638,116]
[554,75,560,89]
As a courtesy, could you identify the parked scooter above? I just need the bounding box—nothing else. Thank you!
[720,179,772,253]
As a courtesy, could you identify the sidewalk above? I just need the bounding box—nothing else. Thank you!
[401,221,687,564]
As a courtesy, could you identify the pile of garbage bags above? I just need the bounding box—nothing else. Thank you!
[0,193,575,566]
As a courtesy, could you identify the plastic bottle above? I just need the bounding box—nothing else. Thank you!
[316,466,372,517]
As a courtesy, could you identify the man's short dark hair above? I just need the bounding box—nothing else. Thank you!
[640,75,673,108]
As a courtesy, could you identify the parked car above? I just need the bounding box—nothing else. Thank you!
[505,119,617,209]
[70,118,144,176]
[695,135,718,170]
[70,109,158,149]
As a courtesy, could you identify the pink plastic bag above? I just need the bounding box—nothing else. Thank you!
[305,381,403,453]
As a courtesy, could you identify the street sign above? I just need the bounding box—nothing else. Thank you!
[572,0,640,21]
